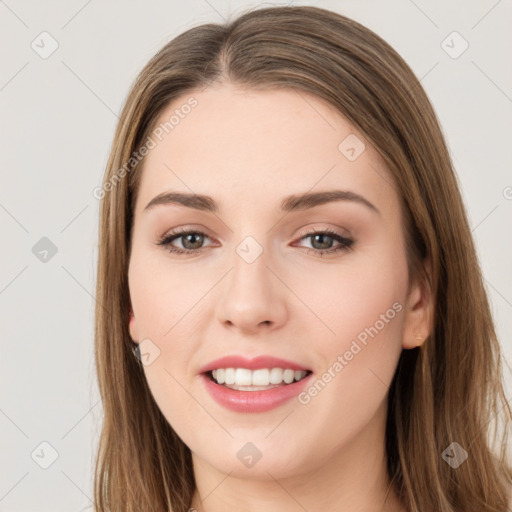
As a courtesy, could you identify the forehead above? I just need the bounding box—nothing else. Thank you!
[135,83,397,218]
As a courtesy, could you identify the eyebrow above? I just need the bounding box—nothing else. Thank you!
[143,189,380,216]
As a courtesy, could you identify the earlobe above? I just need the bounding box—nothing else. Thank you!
[410,331,426,349]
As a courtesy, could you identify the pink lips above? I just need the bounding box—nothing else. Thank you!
[198,354,313,413]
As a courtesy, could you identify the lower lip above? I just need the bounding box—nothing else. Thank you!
[200,372,313,413]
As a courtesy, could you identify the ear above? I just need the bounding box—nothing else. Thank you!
[402,258,433,349]
[129,305,139,343]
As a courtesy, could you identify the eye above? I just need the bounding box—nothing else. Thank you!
[156,226,354,258]
[294,227,354,257]
[156,227,214,256]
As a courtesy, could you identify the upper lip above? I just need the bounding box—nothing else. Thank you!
[198,355,312,374]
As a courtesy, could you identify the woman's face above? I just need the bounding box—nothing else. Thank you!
[127,83,429,481]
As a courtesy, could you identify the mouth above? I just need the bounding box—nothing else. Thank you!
[204,368,314,391]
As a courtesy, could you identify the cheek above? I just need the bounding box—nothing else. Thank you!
[127,248,214,423]
[288,258,406,449]
[290,235,407,402]
[328,260,406,346]
[291,232,408,348]
[128,244,208,337]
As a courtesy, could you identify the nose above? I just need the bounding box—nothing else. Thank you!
[216,249,288,335]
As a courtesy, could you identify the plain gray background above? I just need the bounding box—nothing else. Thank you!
[1,0,511,510]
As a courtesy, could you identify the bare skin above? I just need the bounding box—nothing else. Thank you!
[127,82,431,512]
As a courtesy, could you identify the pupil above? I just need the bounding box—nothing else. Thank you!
[183,233,203,250]
[312,234,332,250]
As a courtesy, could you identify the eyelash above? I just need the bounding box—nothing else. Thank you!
[156,226,354,258]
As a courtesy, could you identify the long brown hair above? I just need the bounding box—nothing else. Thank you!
[93,5,512,511]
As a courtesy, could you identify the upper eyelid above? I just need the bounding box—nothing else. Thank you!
[295,225,351,238]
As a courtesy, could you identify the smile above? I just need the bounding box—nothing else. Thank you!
[201,369,314,413]
[210,367,310,388]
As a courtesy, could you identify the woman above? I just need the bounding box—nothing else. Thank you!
[93,5,512,511]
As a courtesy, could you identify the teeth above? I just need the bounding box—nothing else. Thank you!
[252,369,269,386]
[235,368,252,386]
[225,368,235,385]
[283,369,294,384]
[269,368,283,384]
[210,367,308,387]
